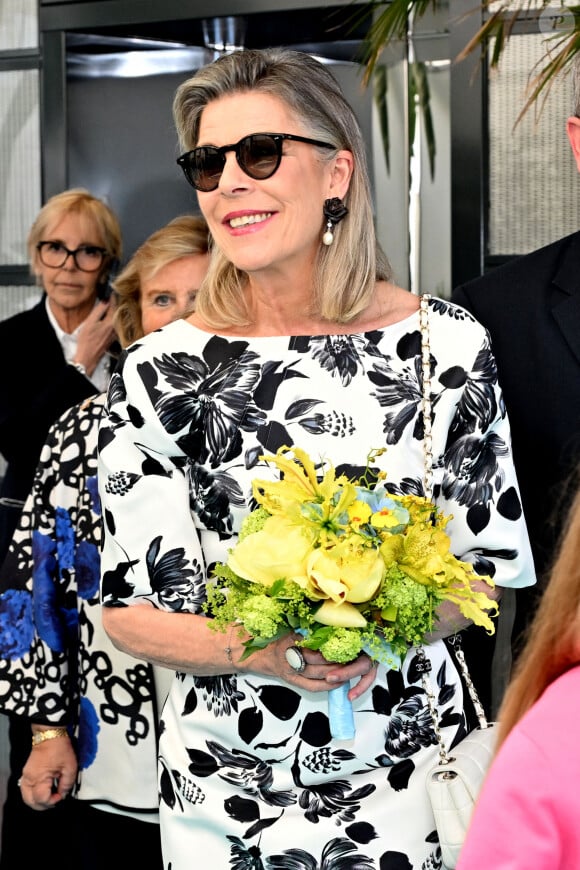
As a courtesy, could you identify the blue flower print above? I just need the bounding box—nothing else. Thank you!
[32,530,65,652]
[86,474,101,516]
[76,540,100,601]
[0,589,34,659]
[55,507,75,570]
[77,696,100,769]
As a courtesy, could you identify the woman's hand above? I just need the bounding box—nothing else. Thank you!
[74,299,116,376]
[242,633,378,702]
[19,735,78,811]
[425,580,503,643]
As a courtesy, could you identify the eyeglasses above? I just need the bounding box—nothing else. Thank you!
[36,241,108,272]
[177,132,335,192]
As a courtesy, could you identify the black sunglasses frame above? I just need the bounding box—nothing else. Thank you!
[36,241,108,272]
[177,132,335,192]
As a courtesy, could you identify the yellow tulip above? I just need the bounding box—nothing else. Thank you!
[315,599,368,628]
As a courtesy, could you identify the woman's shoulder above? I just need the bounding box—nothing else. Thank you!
[427,294,485,327]
[426,294,491,345]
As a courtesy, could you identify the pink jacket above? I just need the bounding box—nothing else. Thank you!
[457,666,580,869]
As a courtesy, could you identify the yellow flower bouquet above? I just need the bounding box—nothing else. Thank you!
[204,446,498,739]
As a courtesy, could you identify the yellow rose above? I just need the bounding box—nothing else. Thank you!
[228,516,312,587]
[305,543,384,604]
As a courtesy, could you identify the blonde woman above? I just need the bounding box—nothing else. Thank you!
[98,48,535,868]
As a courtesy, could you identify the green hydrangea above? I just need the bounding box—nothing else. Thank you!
[373,566,442,651]
[238,594,286,639]
[238,507,271,541]
[319,627,366,663]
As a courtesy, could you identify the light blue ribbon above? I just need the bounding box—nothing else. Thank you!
[328,683,355,740]
[327,639,401,741]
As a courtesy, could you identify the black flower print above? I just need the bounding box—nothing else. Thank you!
[446,341,499,439]
[299,780,376,824]
[186,675,245,717]
[188,463,245,538]
[146,536,205,611]
[384,695,437,759]
[268,837,374,869]
[442,432,508,510]
[141,338,267,467]
[285,399,355,438]
[368,354,423,445]
[227,836,266,870]
[207,740,296,807]
[310,335,364,386]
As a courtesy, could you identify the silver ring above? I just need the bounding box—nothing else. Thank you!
[285,646,306,673]
[17,778,22,788]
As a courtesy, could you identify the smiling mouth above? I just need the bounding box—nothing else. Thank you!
[228,212,272,229]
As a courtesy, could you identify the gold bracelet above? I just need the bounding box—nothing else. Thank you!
[31,727,68,747]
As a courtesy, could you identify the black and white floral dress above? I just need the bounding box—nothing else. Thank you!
[98,297,535,869]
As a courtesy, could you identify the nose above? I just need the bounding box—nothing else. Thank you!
[62,251,78,269]
[218,151,251,192]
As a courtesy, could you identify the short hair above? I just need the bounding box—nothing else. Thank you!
[112,214,210,347]
[173,47,391,329]
[27,188,122,287]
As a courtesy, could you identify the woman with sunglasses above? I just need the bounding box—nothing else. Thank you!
[0,187,121,869]
[98,48,535,869]
[0,214,210,870]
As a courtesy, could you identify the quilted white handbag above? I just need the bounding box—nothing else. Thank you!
[425,692,497,869]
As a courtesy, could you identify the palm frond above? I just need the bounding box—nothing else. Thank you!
[514,28,580,125]
[373,65,390,173]
[353,0,438,84]
[357,0,580,122]
[410,62,436,179]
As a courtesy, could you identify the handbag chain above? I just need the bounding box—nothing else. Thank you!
[417,294,491,766]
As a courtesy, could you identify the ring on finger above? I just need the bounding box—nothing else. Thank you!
[285,646,306,673]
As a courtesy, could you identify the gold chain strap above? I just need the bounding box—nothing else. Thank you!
[419,293,433,501]
[417,295,490,765]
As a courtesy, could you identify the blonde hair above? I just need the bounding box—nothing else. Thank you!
[495,479,580,750]
[27,188,122,289]
[173,47,391,329]
[112,214,210,347]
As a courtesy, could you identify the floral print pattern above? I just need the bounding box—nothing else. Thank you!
[98,298,535,868]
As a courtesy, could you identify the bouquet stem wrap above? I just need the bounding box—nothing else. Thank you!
[328,683,355,740]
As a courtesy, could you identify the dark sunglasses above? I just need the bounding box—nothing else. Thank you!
[177,132,335,192]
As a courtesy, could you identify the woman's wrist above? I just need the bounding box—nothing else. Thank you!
[30,726,68,747]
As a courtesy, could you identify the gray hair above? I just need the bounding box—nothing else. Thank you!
[173,47,391,328]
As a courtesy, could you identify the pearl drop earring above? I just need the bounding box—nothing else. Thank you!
[322,219,334,246]
[321,197,349,247]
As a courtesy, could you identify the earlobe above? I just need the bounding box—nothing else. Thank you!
[566,116,580,172]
